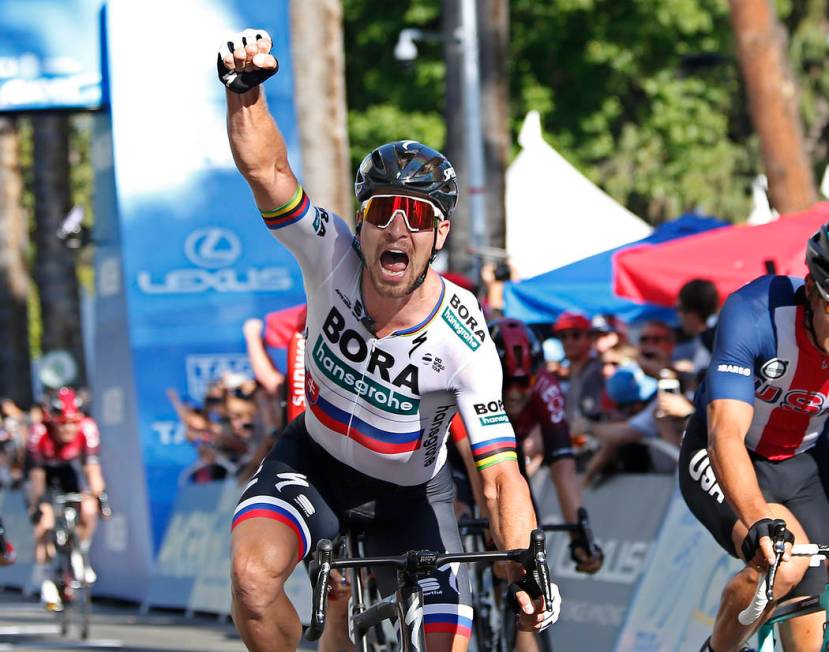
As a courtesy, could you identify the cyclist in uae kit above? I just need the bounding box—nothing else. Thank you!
[220,30,558,652]
[679,225,829,652]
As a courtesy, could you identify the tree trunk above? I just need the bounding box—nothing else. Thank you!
[478,0,509,251]
[729,0,817,213]
[290,0,352,220]
[32,114,86,385]
[0,117,32,406]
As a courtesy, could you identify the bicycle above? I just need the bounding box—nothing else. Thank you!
[48,492,96,640]
[304,527,554,652]
[459,508,600,652]
[738,523,829,651]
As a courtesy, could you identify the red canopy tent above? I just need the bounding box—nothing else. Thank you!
[613,203,829,307]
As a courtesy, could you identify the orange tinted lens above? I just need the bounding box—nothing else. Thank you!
[363,196,436,231]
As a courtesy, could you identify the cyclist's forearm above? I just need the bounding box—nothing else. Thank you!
[28,468,45,504]
[84,463,105,496]
[226,87,295,207]
[483,465,537,550]
[709,432,768,528]
[549,457,580,525]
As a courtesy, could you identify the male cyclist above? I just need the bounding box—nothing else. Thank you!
[679,225,829,651]
[450,319,602,652]
[27,388,109,610]
[220,30,557,652]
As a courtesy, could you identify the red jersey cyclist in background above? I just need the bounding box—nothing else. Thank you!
[27,387,110,610]
[449,319,603,652]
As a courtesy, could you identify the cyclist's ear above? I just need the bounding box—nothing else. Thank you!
[434,219,451,250]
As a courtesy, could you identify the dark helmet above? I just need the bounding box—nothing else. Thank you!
[489,319,543,381]
[806,223,829,300]
[354,141,458,219]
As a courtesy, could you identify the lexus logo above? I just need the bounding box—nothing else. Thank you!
[184,228,241,269]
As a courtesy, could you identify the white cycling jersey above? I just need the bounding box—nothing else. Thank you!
[260,185,517,485]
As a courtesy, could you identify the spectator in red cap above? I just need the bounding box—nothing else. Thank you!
[553,312,604,424]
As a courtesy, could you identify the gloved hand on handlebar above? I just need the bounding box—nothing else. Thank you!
[97,492,112,520]
[570,537,604,574]
[510,579,562,632]
[29,505,43,526]
[742,517,793,567]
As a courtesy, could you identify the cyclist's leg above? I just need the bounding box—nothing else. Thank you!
[77,495,99,547]
[709,503,813,650]
[679,422,765,651]
[680,430,820,651]
[364,464,472,652]
[34,502,55,564]
[774,444,829,651]
[230,416,339,652]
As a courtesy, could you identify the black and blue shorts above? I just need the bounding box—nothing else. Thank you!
[233,414,473,638]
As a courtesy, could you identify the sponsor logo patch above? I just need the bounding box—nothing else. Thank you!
[312,337,419,415]
[442,307,480,351]
[479,413,510,427]
[761,358,788,380]
[716,363,752,377]
[312,207,330,237]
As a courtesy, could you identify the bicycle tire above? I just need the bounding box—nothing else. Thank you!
[470,565,498,652]
[497,599,517,652]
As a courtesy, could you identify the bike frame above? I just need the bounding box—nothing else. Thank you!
[306,529,551,652]
[51,492,91,640]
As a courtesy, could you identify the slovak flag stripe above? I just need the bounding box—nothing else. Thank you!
[423,604,473,638]
[231,496,311,561]
[307,392,421,454]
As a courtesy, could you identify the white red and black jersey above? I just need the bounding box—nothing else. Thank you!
[28,418,101,467]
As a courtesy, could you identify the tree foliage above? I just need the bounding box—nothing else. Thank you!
[343,0,829,223]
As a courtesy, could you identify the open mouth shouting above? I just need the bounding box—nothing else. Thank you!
[379,248,410,281]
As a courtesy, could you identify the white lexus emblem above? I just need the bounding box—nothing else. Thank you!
[184,227,241,269]
[761,358,788,380]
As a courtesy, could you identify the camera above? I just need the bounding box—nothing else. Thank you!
[494,261,511,282]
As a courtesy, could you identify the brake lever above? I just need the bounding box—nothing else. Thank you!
[306,539,333,641]
[765,522,787,601]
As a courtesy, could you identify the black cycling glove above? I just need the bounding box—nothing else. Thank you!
[741,518,793,562]
[217,31,279,94]
[570,537,604,573]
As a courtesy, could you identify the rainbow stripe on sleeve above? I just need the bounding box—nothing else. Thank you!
[471,436,517,471]
[261,185,311,230]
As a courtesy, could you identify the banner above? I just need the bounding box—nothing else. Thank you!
[92,0,304,599]
[0,0,104,111]
[615,488,742,651]
[530,472,675,651]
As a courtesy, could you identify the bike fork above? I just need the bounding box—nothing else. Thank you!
[396,578,426,652]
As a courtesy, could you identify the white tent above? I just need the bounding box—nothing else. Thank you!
[505,111,652,279]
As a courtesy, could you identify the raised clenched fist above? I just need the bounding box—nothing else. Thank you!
[217,29,279,94]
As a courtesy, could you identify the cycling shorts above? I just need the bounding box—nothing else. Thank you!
[44,463,84,495]
[679,414,829,598]
[234,415,473,638]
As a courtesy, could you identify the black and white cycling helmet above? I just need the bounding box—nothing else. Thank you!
[354,140,458,219]
[806,223,829,301]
